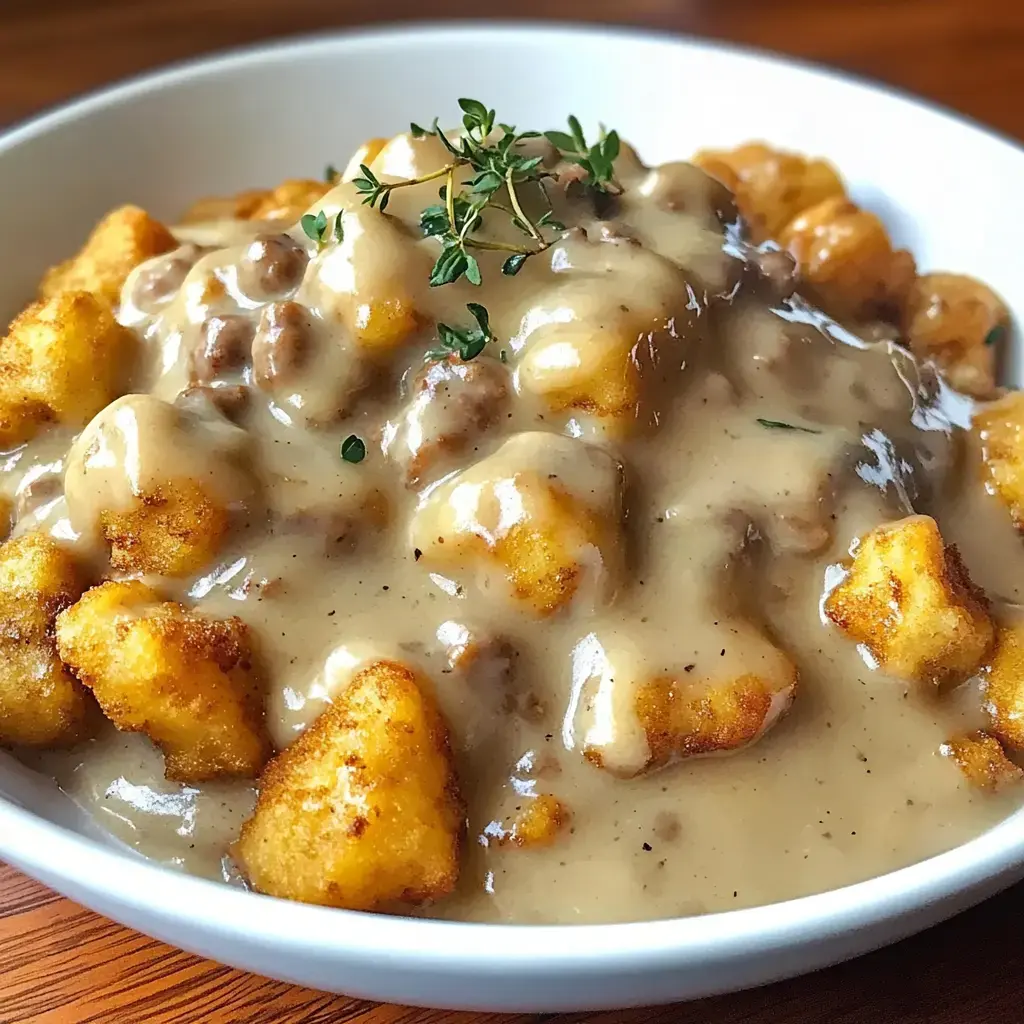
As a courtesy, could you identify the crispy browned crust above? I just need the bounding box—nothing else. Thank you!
[634,668,794,772]
[824,515,994,687]
[235,659,463,911]
[100,479,230,577]
[975,391,1024,530]
[0,290,136,448]
[985,624,1024,750]
[0,533,91,748]
[55,580,270,781]
[39,205,176,307]
[942,731,1023,790]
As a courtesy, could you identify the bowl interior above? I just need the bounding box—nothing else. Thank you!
[1,22,1024,965]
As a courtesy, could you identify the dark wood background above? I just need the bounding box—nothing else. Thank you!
[2,1,1023,1021]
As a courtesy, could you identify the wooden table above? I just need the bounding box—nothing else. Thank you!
[2,1,1023,1021]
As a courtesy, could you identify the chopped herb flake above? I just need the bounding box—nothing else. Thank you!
[756,418,823,434]
[341,435,366,464]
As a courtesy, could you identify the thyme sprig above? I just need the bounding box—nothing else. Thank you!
[349,99,621,360]
[544,115,623,194]
[428,303,494,362]
[300,209,343,250]
[352,99,618,291]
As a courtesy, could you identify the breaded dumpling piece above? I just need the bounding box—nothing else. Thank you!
[634,658,798,774]
[180,180,331,225]
[779,196,916,321]
[904,273,1009,398]
[247,179,332,222]
[0,533,90,747]
[411,432,625,616]
[64,394,252,576]
[235,660,463,911]
[0,291,136,449]
[519,324,643,426]
[99,479,228,577]
[56,580,270,781]
[824,515,994,687]
[514,237,690,436]
[179,188,273,224]
[570,621,797,777]
[974,391,1024,529]
[39,205,177,307]
[693,142,845,242]
[502,794,570,848]
[984,623,1024,750]
[941,731,1022,791]
[310,200,426,354]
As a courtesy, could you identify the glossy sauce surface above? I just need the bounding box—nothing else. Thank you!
[14,133,1022,923]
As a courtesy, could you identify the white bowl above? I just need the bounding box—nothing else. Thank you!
[1,23,1023,1013]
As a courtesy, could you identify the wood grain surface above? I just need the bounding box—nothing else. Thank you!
[2,1,1023,1021]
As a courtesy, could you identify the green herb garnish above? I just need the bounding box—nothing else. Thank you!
[351,101,622,363]
[324,163,339,183]
[428,303,494,362]
[300,209,343,250]
[544,116,622,194]
[352,99,620,292]
[757,418,823,434]
[341,434,366,463]
[985,324,1006,347]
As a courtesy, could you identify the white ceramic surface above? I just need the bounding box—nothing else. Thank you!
[1,23,1023,1012]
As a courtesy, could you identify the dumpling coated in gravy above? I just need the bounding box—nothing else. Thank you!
[56,580,270,782]
[411,432,625,616]
[235,659,463,911]
[302,193,428,355]
[569,620,797,779]
[512,236,695,436]
[0,533,91,748]
[824,515,994,687]
[63,393,253,576]
[633,647,798,774]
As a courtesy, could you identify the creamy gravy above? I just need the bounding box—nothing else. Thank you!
[12,134,1023,923]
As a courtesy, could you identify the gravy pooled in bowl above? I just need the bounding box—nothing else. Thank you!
[3,110,1023,924]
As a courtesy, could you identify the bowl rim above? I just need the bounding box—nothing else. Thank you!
[2,20,1023,968]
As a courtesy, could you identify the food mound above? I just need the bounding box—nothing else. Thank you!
[1,102,1021,923]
